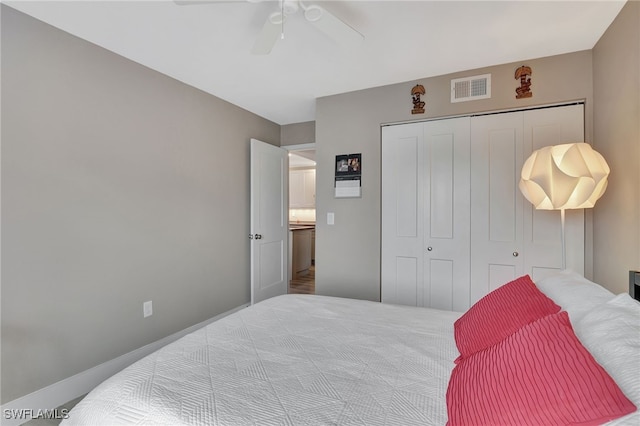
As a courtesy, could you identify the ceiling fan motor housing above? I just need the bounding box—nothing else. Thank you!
[282,0,299,16]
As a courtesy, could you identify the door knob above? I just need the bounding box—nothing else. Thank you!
[249,234,263,240]
[513,251,519,257]
[427,247,433,251]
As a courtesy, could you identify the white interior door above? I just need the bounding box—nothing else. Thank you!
[423,118,471,311]
[382,104,585,310]
[523,104,585,280]
[382,123,424,306]
[250,139,288,304]
[381,118,471,310]
[470,105,585,303]
[470,112,525,303]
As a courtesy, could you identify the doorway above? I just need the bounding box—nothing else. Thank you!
[285,144,316,295]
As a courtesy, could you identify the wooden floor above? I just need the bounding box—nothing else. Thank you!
[289,265,315,295]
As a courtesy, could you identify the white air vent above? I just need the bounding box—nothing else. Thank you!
[451,74,491,103]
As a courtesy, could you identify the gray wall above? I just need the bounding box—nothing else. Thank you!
[315,51,596,302]
[281,121,315,146]
[1,6,280,403]
[592,1,640,294]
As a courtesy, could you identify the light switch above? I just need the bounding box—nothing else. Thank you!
[327,212,335,225]
[143,301,153,318]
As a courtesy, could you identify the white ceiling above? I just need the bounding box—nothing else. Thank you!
[5,0,626,125]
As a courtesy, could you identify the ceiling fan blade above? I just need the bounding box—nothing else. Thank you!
[174,0,264,5]
[174,0,237,5]
[251,14,282,55]
[306,6,364,48]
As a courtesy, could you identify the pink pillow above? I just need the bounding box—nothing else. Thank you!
[446,311,636,426]
[454,275,559,362]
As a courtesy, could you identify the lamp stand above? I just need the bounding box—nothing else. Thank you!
[560,208,566,270]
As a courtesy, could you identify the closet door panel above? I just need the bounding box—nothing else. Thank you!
[488,264,518,293]
[381,123,424,305]
[429,136,454,239]
[488,130,518,242]
[426,258,454,310]
[396,256,419,306]
[423,118,471,311]
[523,105,585,279]
[470,112,524,304]
[395,142,419,238]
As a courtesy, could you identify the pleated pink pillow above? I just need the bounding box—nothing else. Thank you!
[454,274,559,362]
[446,311,636,426]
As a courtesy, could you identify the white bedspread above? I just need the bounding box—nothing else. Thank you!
[63,295,461,425]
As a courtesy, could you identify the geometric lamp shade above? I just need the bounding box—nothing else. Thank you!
[519,143,610,211]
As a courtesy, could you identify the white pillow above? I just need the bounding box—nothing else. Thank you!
[535,269,615,323]
[574,293,640,425]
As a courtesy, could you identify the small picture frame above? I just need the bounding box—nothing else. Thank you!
[335,153,361,176]
[335,153,362,198]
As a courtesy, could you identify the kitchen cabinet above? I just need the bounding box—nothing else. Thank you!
[291,226,313,278]
[290,169,316,208]
[311,228,315,264]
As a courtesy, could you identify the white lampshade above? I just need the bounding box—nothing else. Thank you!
[519,143,610,210]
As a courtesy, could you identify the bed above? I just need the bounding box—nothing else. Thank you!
[62,271,639,425]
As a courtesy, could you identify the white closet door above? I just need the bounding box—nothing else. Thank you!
[382,104,585,309]
[382,123,424,306]
[470,112,525,304]
[470,105,585,303]
[523,104,585,280]
[382,118,470,309]
[423,118,471,311]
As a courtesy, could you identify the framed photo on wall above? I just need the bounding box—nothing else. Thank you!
[335,153,361,198]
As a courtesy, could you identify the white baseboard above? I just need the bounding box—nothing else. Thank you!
[1,303,249,426]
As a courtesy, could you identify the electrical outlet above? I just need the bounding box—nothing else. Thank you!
[143,301,153,318]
